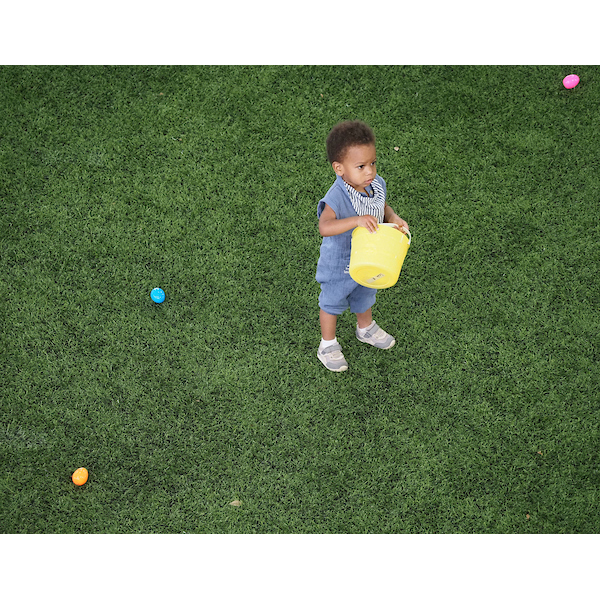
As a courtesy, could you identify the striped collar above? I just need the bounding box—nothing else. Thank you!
[340,176,386,223]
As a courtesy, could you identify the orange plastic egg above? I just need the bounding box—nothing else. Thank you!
[72,467,89,486]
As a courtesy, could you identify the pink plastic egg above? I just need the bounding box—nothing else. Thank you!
[563,74,580,89]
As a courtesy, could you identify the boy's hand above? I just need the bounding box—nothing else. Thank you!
[357,214,379,233]
[387,214,410,235]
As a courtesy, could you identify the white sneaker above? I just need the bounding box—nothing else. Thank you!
[317,343,348,372]
[356,321,395,349]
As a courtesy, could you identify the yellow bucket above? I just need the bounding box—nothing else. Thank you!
[349,224,411,289]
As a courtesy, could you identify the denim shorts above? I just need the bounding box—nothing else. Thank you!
[317,269,377,315]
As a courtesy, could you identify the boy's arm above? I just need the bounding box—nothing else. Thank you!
[384,202,410,233]
[319,204,379,236]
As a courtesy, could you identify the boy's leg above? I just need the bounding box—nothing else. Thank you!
[320,309,338,341]
[318,309,348,372]
[317,277,353,372]
[355,308,372,329]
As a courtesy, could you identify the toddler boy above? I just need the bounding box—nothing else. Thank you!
[316,120,409,372]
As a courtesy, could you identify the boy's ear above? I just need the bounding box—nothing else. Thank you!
[332,161,343,176]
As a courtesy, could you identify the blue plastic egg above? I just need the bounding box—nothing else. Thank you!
[150,287,165,303]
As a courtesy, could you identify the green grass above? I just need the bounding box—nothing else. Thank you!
[1,65,599,533]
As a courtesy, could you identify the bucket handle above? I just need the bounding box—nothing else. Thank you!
[382,223,411,245]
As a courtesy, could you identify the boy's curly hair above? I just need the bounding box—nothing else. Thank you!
[326,120,376,164]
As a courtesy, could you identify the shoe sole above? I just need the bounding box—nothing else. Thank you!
[356,336,396,350]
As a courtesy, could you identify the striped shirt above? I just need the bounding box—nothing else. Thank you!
[343,178,386,223]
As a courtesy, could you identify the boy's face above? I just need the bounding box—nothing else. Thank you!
[332,143,377,194]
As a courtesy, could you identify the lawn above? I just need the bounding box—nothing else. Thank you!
[1,65,599,534]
